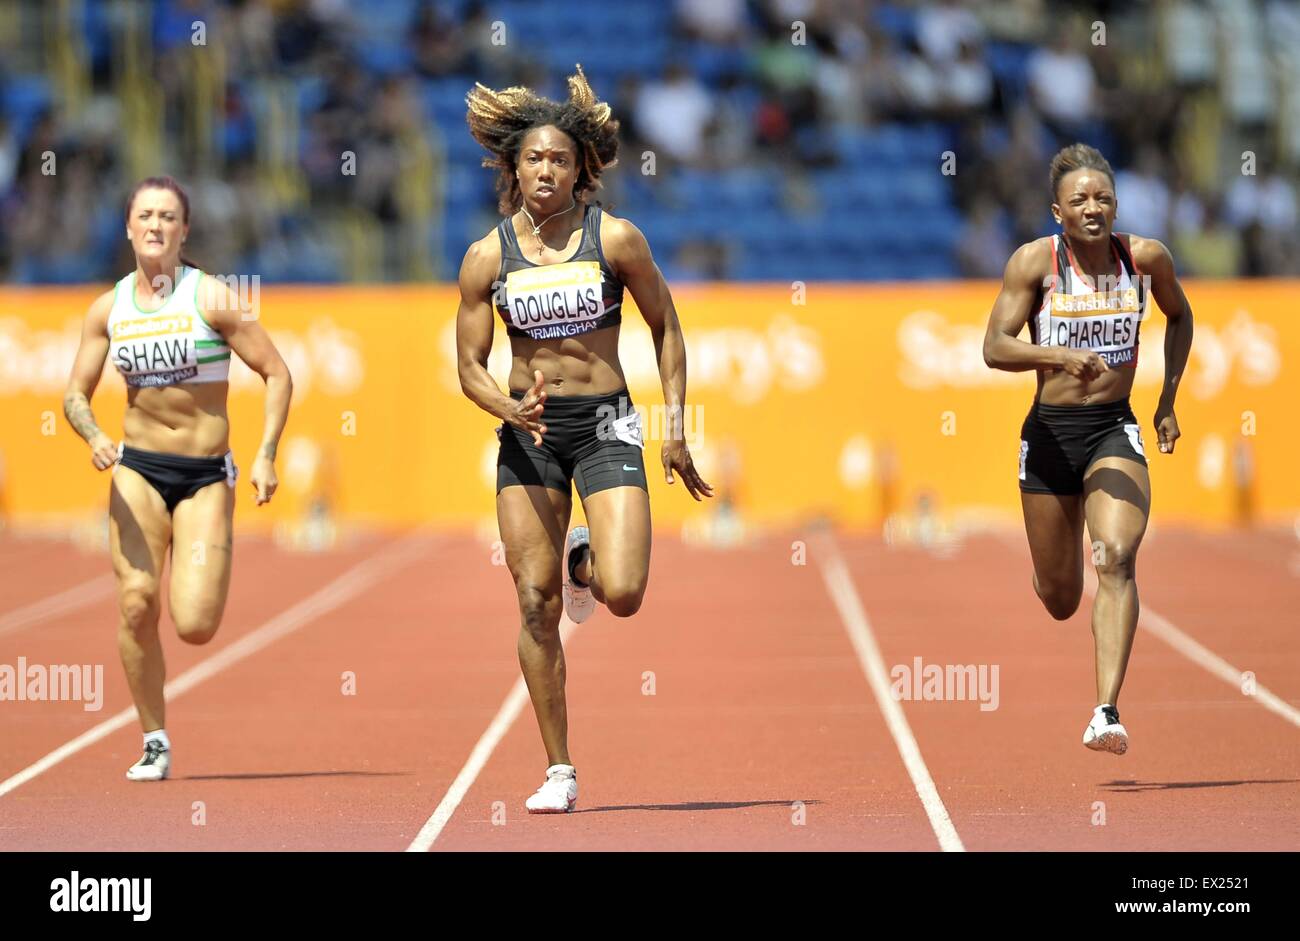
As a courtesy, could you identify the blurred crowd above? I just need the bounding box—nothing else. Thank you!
[0,0,1296,283]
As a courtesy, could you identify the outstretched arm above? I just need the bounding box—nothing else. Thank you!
[63,290,118,471]
[1132,236,1193,454]
[456,235,547,445]
[604,216,712,500]
[202,277,292,503]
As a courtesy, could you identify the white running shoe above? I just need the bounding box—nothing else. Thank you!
[125,740,171,781]
[562,526,595,624]
[525,764,578,814]
[1082,704,1128,755]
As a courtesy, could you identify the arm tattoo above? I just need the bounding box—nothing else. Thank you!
[260,442,277,460]
[63,392,102,442]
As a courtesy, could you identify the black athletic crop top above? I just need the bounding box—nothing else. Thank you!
[494,204,625,341]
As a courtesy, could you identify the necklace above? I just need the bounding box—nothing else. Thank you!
[519,197,577,244]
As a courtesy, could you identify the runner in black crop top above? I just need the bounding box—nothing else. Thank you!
[494,203,624,341]
[455,68,713,813]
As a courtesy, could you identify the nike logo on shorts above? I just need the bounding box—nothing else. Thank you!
[623,465,638,472]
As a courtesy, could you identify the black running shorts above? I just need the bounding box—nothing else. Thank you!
[496,388,650,499]
[1018,398,1148,495]
[116,444,238,511]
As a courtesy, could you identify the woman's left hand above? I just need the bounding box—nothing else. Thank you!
[662,440,714,502]
[1154,404,1180,454]
[250,455,278,505]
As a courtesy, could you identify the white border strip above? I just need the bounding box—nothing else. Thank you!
[0,575,116,639]
[813,533,965,852]
[995,529,1300,731]
[1080,569,1300,730]
[0,534,433,800]
[406,618,578,852]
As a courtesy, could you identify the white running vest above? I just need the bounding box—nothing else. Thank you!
[107,267,231,388]
[1031,234,1147,368]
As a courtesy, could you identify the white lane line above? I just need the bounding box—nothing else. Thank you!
[0,534,434,800]
[0,575,116,639]
[812,533,965,853]
[997,530,1300,731]
[406,618,579,852]
[1080,568,1300,731]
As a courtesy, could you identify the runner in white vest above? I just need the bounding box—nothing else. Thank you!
[63,176,293,781]
[983,144,1194,756]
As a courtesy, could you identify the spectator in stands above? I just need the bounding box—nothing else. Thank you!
[917,0,985,64]
[635,61,714,166]
[1114,146,1171,242]
[1026,25,1097,145]
[1225,161,1298,235]
[230,0,278,77]
[1174,196,1243,277]
[676,0,748,45]
[410,2,469,78]
[698,74,755,172]
[956,194,1013,278]
[936,39,994,114]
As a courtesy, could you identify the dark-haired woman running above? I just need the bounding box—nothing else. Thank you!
[64,176,292,780]
[983,144,1193,755]
[456,68,712,812]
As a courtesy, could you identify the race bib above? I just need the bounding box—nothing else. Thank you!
[611,409,644,449]
[1050,290,1141,366]
[1123,423,1145,457]
[504,261,606,339]
[112,312,198,384]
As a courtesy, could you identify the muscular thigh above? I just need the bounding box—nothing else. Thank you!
[1021,491,1084,589]
[580,486,651,589]
[168,478,235,623]
[497,485,571,594]
[109,466,172,603]
[1083,456,1150,557]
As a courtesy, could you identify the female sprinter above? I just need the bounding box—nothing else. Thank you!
[982,144,1193,755]
[63,176,292,780]
[456,68,713,812]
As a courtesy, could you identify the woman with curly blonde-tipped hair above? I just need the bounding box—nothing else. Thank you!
[456,66,713,813]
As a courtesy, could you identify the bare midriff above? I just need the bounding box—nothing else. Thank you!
[123,382,231,456]
[507,327,627,396]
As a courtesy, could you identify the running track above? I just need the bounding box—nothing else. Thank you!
[0,525,1296,851]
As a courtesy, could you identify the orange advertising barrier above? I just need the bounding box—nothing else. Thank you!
[0,281,1296,532]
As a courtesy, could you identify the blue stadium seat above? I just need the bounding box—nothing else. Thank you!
[353,37,414,76]
[1,74,52,140]
[873,4,919,46]
[986,42,1034,103]
[350,0,420,40]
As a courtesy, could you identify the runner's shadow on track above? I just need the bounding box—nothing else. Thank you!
[1101,779,1300,792]
[575,800,823,814]
[182,771,410,781]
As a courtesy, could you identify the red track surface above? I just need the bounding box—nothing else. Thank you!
[1,525,1296,851]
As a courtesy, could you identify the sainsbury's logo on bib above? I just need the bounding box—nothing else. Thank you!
[1048,286,1142,367]
[505,261,606,338]
[111,313,192,341]
[1052,288,1140,314]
